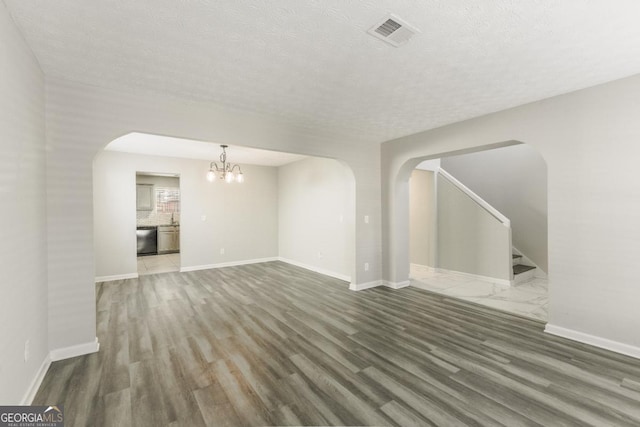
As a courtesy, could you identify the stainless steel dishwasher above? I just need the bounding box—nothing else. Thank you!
[157,225,180,254]
[136,226,157,256]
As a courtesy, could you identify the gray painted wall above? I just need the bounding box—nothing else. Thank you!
[441,144,548,272]
[437,176,512,281]
[278,157,355,281]
[0,3,48,404]
[409,170,436,267]
[382,73,640,353]
[94,151,279,278]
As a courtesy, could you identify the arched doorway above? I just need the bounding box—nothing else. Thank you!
[43,79,377,357]
[93,132,357,285]
[407,143,549,320]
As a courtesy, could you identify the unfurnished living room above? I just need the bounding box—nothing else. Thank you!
[2,1,640,426]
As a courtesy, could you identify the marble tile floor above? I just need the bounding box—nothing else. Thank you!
[410,265,548,321]
[137,253,180,275]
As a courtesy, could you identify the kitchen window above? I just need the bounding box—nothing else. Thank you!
[156,187,180,213]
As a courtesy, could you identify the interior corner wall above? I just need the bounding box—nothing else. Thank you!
[409,170,436,267]
[0,3,48,403]
[93,151,278,277]
[441,143,548,272]
[382,73,640,354]
[278,157,355,281]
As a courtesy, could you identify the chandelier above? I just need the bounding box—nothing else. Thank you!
[206,145,244,183]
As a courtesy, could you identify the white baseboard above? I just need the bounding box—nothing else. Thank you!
[545,324,640,360]
[95,272,138,283]
[278,257,351,282]
[180,257,279,272]
[436,267,512,286]
[349,280,383,291]
[20,354,52,405]
[49,337,100,362]
[411,264,512,286]
[384,280,410,289]
[22,338,101,404]
[349,280,410,291]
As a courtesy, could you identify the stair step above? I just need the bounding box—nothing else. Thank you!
[512,254,523,266]
[513,264,535,275]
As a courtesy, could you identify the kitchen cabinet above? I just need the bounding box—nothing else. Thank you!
[158,225,180,254]
[136,184,154,211]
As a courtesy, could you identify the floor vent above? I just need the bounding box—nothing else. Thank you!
[367,15,419,47]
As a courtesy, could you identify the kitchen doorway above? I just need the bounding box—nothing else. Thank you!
[136,172,181,275]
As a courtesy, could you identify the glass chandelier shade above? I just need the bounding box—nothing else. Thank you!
[207,145,244,183]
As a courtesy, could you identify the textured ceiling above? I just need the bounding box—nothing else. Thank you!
[106,133,307,166]
[5,0,640,143]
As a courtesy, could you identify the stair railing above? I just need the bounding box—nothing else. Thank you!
[438,168,511,227]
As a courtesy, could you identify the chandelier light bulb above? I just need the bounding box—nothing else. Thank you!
[206,145,244,184]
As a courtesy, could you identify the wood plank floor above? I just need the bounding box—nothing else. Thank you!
[34,261,640,426]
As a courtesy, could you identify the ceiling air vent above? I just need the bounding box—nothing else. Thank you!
[367,14,419,47]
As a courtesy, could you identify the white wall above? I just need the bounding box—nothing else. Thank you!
[0,3,48,403]
[409,170,436,267]
[45,77,380,355]
[441,143,548,272]
[437,176,512,281]
[382,73,640,356]
[94,150,279,278]
[278,157,355,281]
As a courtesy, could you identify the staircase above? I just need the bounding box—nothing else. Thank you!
[512,253,536,284]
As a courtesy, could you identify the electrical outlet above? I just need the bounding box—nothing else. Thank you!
[220,248,225,255]
[24,340,30,362]
[318,251,323,259]
[364,215,369,224]
[364,262,369,271]
[201,214,207,221]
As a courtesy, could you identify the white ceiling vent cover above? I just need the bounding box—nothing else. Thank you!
[367,14,420,47]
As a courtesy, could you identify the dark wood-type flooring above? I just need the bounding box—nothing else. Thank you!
[34,261,640,426]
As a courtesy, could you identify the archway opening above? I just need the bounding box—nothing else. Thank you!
[402,142,548,320]
[93,132,357,284]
